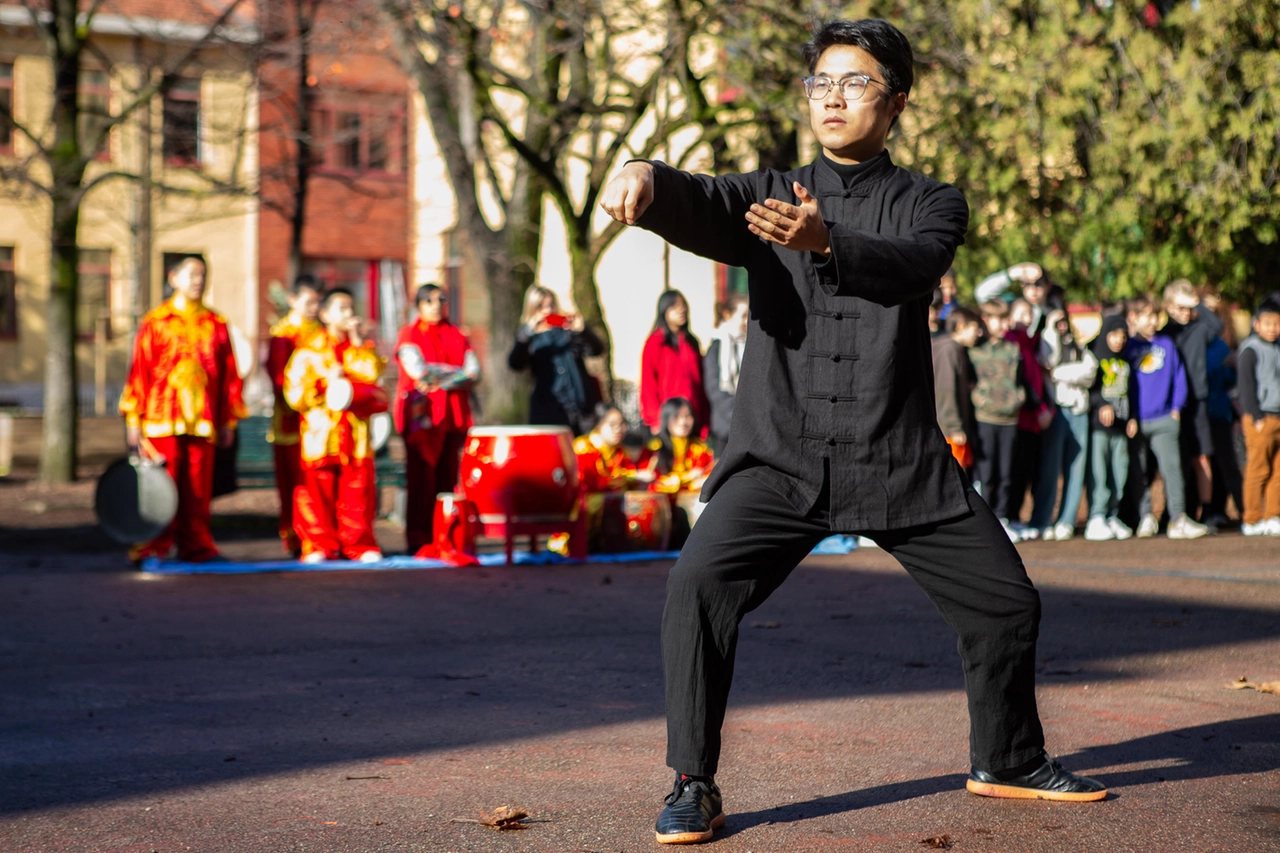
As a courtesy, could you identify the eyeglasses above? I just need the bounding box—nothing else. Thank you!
[801,74,889,101]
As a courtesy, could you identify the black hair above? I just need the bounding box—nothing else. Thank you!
[321,287,354,309]
[415,283,443,305]
[802,19,914,97]
[586,401,625,435]
[1257,297,1280,319]
[653,397,695,475]
[652,289,698,351]
[945,306,981,334]
[292,273,322,295]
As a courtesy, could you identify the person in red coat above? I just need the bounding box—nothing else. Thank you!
[640,289,709,434]
[264,274,322,555]
[119,257,246,563]
[394,284,481,553]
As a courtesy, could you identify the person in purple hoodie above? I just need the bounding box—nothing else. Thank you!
[1124,295,1209,540]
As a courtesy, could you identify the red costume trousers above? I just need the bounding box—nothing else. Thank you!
[296,459,380,559]
[131,435,218,562]
[272,443,302,553]
[404,430,466,554]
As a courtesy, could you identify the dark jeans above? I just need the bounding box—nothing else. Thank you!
[975,421,1018,520]
[1007,427,1041,523]
[662,470,1045,778]
[1207,418,1244,519]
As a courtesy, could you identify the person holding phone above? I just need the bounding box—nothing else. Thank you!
[507,284,604,434]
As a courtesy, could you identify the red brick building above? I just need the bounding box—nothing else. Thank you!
[255,0,412,345]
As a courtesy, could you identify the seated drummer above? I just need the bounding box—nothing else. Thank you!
[283,288,387,563]
[574,403,652,492]
[647,397,715,496]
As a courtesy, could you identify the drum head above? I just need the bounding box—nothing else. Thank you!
[95,456,179,544]
[325,377,354,411]
[370,412,392,452]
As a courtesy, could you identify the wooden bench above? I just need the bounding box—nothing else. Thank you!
[234,414,406,489]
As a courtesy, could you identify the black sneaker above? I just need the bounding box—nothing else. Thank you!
[654,775,725,844]
[967,752,1107,802]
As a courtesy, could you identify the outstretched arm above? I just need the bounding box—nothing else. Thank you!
[817,184,969,306]
[600,161,759,268]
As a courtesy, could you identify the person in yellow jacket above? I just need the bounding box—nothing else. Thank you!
[283,288,387,563]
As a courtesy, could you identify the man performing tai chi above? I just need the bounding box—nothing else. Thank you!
[600,18,1107,845]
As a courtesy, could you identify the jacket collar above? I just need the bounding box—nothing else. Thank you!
[813,149,895,196]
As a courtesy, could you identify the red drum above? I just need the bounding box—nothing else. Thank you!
[460,426,580,523]
[326,377,390,418]
[433,492,479,555]
[595,490,672,552]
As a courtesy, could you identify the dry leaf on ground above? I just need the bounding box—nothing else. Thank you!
[474,806,530,830]
[919,834,952,849]
[1225,676,1280,694]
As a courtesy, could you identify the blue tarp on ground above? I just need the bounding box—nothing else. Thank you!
[139,535,860,575]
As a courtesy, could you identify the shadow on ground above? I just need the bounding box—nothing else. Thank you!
[3,548,1278,815]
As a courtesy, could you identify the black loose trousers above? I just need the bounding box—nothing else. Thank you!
[663,469,1046,778]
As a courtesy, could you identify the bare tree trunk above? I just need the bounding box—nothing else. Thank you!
[40,0,87,483]
[286,0,315,284]
[567,222,613,403]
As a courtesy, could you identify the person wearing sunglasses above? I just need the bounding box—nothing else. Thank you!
[601,17,1106,845]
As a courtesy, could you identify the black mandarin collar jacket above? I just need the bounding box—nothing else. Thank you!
[635,152,971,530]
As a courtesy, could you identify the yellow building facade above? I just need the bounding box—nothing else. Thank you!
[0,8,259,410]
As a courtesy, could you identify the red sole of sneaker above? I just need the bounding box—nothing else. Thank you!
[655,812,726,844]
[966,778,1107,802]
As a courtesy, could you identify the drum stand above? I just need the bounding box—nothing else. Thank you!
[480,495,589,565]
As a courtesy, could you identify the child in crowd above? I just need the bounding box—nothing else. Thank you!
[1084,314,1138,541]
[1031,310,1097,540]
[970,301,1025,537]
[1125,296,1208,540]
[283,288,388,562]
[1005,298,1053,537]
[1237,301,1280,536]
[932,307,981,477]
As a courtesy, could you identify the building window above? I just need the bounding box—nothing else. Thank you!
[79,70,113,160]
[163,78,200,164]
[78,249,111,339]
[0,247,16,338]
[310,100,406,174]
[0,63,14,154]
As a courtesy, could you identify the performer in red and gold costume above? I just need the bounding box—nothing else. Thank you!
[264,275,322,555]
[574,404,647,493]
[394,284,481,554]
[283,288,387,563]
[119,257,246,562]
[647,397,715,496]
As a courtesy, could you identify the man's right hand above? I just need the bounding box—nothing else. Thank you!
[600,161,655,225]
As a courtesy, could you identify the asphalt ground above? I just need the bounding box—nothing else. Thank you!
[2,482,1279,852]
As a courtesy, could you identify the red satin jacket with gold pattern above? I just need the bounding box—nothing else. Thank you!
[119,299,246,440]
[573,433,651,493]
[266,314,321,445]
[648,436,715,494]
[283,331,385,468]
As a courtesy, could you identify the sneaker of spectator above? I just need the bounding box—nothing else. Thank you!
[1266,517,1280,537]
[1167,514,1209,540]
[1136,514,1160,538]
[1084,516,1113,541]
[1242,519,1269,536]
[1107,517,1133,540]
[1053,522,1075,541]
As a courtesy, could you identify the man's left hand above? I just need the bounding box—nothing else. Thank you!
[745,182,830,255]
